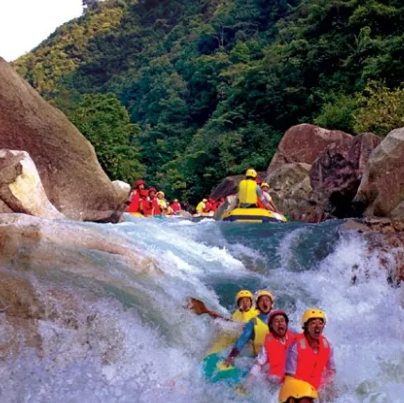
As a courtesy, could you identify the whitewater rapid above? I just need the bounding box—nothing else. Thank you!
[0,215,403,403]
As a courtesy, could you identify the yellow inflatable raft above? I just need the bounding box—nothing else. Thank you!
[221,208,287,223]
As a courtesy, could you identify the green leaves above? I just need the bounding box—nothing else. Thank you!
[15,0,404,203]
[69,94,145,183]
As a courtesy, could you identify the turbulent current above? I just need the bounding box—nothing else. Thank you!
[1,215,403,403]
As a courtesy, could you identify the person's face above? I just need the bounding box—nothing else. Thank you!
[270,314,287,337]
[305,318,325,340]
[257,296,272,314]
[150,191,156,198]
[238,297,252,312]
[286,398,314,403]
[157,194,163,199]
[138,184,145,190]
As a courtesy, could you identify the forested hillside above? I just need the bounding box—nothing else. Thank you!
[15,0,404,203]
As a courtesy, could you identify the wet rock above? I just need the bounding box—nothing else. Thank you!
[354,127,404,220]
[343,217,404,284]
[268,124,352,174]
[0,149,65,219]
[112,180,131,207]
[310,133,381,218]
[0,57,122,222]
[266,163,326,222]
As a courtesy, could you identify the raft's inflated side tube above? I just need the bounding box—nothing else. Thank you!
[202,326,250,384]
[128,212,166,219]
[221,208,287,223]
[128,212,144,217]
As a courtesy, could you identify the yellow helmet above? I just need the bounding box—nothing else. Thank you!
[261,182,270,189]
[278,378,318,402]
[235,290,253,304]
[245,168,257,179]
[255,290,274,303]
[301,308,327,328]
[202,198,208,203]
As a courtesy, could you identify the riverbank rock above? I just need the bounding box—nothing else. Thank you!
[0,213,164,359]
[310,133,381,218]
[353,128,404,221]
[343,217,404,284]
[0,150,65,219]
[268,124,352,173]
[0,57,122,222]
[266,163,328,222]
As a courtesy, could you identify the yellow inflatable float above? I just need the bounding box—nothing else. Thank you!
[221,208,287,223]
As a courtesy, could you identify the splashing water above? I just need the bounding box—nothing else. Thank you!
[0,214,403,403]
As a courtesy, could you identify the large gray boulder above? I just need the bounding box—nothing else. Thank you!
[0,57,122,222]
[0,150,65,219]
[268,124,352,174]
[354,128,404,220]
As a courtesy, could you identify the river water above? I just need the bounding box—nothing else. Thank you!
[1,215,403,403]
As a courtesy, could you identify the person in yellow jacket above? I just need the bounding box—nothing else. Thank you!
[231,290,259,323]
[238,169,270,209]
[195,198,208,215]
[224,290,274,366]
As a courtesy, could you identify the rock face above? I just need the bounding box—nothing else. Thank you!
[0,150,65,219]
[0,213,164,361]
[266,163,327,222]
[310,133,381,218]
[112,180,131,207]
[343,217,404,285]
[268,124,352,173]
[354,128,404,220]
[0,57,121,222]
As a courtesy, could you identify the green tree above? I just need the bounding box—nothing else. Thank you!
[354,81,404,135]
[69,93,145,183]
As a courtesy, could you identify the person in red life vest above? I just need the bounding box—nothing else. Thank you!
[142,188,162,216]
[127,179,147,213]
[285,309,335,393]
[207,198,217,212]
[238,310,295,392]
[171,199,182,214]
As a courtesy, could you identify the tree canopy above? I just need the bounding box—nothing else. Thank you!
[14,0,404,203]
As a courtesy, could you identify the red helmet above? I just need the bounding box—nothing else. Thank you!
[149,187,157,193]
[135,179,145,187]
[268,310,289,326]
[255,177,262,185]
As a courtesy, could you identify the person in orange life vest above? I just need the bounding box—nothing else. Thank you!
[261,183,281,213]
[127,179,146,213]
[285,309,335,391]
[207,198,217,212]
[171,199,181,214]
[238,310,295,394]
[224,290,274,367]
[142,188,162,216]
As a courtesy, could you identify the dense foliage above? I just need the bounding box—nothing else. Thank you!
[14,0,404,202]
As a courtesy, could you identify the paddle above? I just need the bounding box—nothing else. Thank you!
[185,297,230,320]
